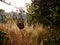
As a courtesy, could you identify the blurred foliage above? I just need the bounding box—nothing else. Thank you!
[0,9,7,23]
[27,0,60,28]
[27,0,60,45]
[0,31,9,45]
[0,9,5,12]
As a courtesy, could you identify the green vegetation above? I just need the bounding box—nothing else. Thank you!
[0,31,9,45]
[27,0,60,28]
[27,0,60,45]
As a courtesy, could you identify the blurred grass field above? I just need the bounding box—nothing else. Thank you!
[0,20,59,45]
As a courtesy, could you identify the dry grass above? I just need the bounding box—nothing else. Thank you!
[0,20,49,45]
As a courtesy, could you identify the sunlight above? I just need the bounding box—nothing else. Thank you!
[0,1,16,12]
[11,0,26,7]
[0,0,32,12]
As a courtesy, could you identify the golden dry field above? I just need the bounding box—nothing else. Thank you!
[0,20,49,45]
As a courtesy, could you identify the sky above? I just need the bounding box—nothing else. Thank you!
[0,0,32,12]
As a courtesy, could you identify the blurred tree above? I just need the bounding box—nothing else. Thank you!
[0,9,5,23]
[27,0,60,28]
[27,0,60,45]
[0,9,5,12]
